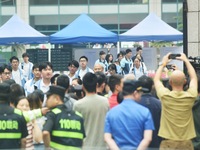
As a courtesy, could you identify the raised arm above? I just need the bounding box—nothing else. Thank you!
[176,53,197,89]
[154,53,171,91]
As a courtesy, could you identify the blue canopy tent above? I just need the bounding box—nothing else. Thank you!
[50,14,118,44]
[0,14,49,45]
[119,13,183,41]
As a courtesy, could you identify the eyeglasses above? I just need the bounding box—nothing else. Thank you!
[2,72,11,75]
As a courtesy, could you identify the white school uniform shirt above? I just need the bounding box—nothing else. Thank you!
[12,69,26,86]
[75,67,94,80]
[67,73,76,85]
[130,62,147,80]
[24,78,39,96]
[12,70,21,85]
[20,62,33,81]
[35,79,51,107]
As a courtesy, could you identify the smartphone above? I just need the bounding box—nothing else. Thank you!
[166,64,172,70]
[168,54,181,59]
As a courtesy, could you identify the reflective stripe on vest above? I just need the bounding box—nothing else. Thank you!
[52,108,62,114]
[14,109,22,116]
[50,141,81,150]
[75,111,82,117]
[0,133,21,139]
[52,130,84,139]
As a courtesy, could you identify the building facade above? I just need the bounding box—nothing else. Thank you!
[0,0,183,35]
[1,0,199,57]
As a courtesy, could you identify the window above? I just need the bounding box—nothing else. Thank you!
[162,0,183,3]
[120,0,148,4]
[29,0,58,5]
[90,0,117,4]
[0,0,16,6]
[60,0,88,5]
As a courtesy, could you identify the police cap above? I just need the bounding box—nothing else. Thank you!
[46,85,65,100]
[123,80,148,94]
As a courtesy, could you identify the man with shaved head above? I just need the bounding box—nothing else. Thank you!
[154,53,198,150]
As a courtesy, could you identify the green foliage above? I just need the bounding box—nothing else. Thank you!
[150,41,173,48]
[133,43,142,48]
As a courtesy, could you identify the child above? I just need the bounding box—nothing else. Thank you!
[14,96,42,150]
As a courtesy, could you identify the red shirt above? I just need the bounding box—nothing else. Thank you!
[108,93,118,109]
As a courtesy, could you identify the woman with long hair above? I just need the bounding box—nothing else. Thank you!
[106,54,114,65]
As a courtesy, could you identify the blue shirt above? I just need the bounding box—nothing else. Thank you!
[104,99,154,149]
[120,57,132,74]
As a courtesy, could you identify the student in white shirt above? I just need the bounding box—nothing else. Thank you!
[35,62,53,106]
[120,49,133,75]
[75,56,93,80]
[10,56,26,86]
[130,57,147,80]
[24,64,41,96]
[20,53,33,81]
[67,60,79,85]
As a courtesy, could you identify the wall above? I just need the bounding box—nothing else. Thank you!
[188,0,200,56]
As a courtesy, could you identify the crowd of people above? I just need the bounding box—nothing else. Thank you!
[0,48,199,150]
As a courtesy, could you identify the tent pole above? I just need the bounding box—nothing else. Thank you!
[48,46,51,62]
[183,0,188,74]
[183,0,188,56]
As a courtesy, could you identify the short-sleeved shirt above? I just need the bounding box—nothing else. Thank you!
[157,86,198,140]
[104,99,154,149]
[0,104,28,149]
[139,93,162,148]
[192,96,200,149]
[120,57,132,74]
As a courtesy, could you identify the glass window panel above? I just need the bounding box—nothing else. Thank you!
[90,0,117,4]
[162,0,183,3]
[120,0,148,4]
[60,0,87,5]
[29,0,58,5]
[0,0,16,6]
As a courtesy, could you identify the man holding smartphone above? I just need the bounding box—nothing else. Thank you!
[154,53,198,150]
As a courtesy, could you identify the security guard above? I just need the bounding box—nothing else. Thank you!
[0,82,28,149]
[43,85,85,150]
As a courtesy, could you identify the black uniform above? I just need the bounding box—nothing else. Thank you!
[0,103,28,149]
[43,104,85,150]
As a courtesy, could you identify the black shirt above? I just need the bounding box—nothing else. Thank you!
[0,103,28,149]
[139,93,162,148]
